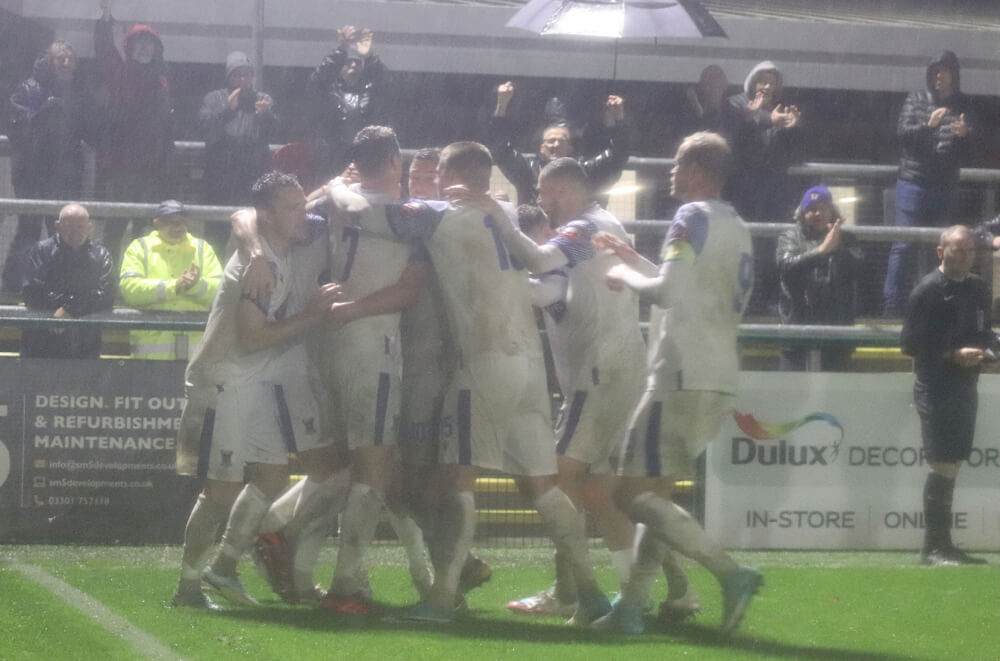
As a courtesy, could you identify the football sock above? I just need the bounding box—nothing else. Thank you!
[386,509,433,599]
[534,487,600,598]
[292,508,337,594]
[553,548,579,604]
[923,472,955,552]
[179,493,230,583]
[620,523,667,608]
[328,482,383,596]
[295,475,321,515]
[213,482,271,576]
[259,479,302,534]
[429,490,476,611]
[286,469,351,544]
[661,545,690,601]
[610,548,633,592]
[629,491,737,581]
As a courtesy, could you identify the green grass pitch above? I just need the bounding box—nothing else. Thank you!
[1,545,998,661]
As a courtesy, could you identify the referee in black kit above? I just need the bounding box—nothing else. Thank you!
[901,224,993,566]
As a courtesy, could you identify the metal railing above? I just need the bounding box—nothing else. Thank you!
[0,197,951,246]
[0,305,900,347]
[0,306,205,331]
[2,133,1000,183]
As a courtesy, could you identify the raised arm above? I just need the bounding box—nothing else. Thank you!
[94,0,122,84]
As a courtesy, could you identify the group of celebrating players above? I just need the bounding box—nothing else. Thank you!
[169,123,761,635]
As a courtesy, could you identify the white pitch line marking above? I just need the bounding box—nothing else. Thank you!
[9,561,186,661]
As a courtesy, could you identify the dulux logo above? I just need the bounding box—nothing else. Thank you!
[731,411,844,466]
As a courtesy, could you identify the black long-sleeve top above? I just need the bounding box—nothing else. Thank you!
[901,269,992,388]
[487,115,629,205]
[307,48,386,147]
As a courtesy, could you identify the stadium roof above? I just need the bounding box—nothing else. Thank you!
[370,0,1000,31]
[6,0,1000,92]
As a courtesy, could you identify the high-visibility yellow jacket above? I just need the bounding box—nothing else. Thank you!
[119,230,222,360]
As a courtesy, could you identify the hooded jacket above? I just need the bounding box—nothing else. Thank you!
[897,51,972,186]
[92,19,173,175]
[198,78,277,204]
[776,210,862,326]
[7,54,87,193]
[722,61,801,220]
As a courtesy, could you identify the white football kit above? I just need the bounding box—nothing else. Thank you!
[398,270,456,465]
[620,200,754,478]
[320,184,423,450]
[177,225,330,481]
[345,192,557,476]
[520,203,647,471]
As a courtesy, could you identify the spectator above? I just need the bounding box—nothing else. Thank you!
[91,0,173,262]
[971,214,1000,310]
[119,200,222,360]
[21,204,115,359]
[198,51,277,254]
[882,51,973,315]
[723,60,802,222]
[488,81,630,204]
[307,25,386,179]
[675,65,730,143]
[724,60,802,314]
[776,186,863,371]
[4,39,88,293]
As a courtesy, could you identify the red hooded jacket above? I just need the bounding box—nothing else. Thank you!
[92,19,173,175]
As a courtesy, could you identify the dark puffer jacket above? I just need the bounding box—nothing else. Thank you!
[21,234,116,358]
[897,51,972,187]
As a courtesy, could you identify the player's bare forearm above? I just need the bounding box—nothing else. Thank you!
[236,283,341,353]
[594,232,656,276]
[619,268,665,300]
[506,230,566,274]
[331,261,428,324]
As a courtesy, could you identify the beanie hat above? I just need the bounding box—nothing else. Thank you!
[226,51,252,78]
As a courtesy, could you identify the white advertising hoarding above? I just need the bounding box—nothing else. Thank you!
[705,372,1000,550]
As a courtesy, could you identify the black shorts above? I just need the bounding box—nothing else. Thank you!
[913,381,977,463]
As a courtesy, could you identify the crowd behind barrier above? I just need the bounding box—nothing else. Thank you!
[0,37,995,364]
[4,19,996,305]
